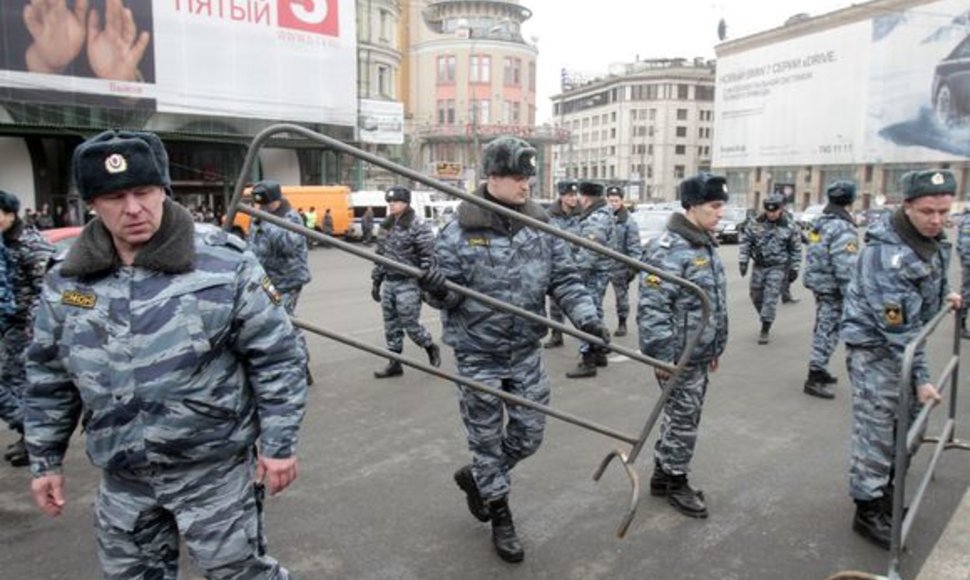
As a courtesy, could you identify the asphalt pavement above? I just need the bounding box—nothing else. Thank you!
[1,239,968,580]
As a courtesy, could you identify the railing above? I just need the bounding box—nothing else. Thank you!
[224,123,712,537]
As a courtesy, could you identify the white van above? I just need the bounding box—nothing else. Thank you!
[347,190,461,240]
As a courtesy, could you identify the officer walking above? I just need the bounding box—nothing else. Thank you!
[25,130,307,577]
[565,181,615,378]
[956,205,970,338]
[781,198,802,304]
[0,190,54,467]
[842,169,960,549]
[371,185,441,378]
[802,181,859,399]
[543,180,581,348]
[421,136,604,563]
[638,173,729,519]
[250,179,314,384]
[739,193,801,344]
[606,185,642,337]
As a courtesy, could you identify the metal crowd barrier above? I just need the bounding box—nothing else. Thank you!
[224,123,713,537]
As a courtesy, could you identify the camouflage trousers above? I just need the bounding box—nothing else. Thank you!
[579,272,610,355]
[809,293,843,372]
[454,348,550,501]
[0,322,30,431]
[381,278,433,353]
[609,267,632,321]
[95,452,289,579]
[547,296,564,324]
[961,262,970,316]
[847,346,919,501]
[654,364,710,476]
[280,289,310,375]
[749,265,786,324]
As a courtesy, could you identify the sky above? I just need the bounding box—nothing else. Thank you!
[522,0,860,123]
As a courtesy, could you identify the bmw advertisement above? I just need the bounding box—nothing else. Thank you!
[714,0,970,167]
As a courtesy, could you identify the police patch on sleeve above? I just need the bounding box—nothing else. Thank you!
[807,230,822,244]
[467,237,490,247]
[644,273,662,288]
[260,276,283,305]
[844,241,858,254]
[883,302,904,328]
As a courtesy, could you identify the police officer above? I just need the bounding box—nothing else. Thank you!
[606,185,642,337]
[25,130,307,577]
[956,204,970,338]
[638,173,729,519]
[0,190,54,467]
[842,169,961,549]
[565,181,615,378]
[421,136,603,563]
[371,185,441,378]
[739,193,801,344]
[802,181,859,399]
[543,180,581,348]
[780,198,802,304]
[250,180,313,383]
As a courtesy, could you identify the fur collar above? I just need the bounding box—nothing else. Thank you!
[669,212,717,247]
[457,185,548,235]
[891,207,939,263]
[60,199,197,278]
[380,206,415,230]
[579,197,608,220]
[614,205,630,224]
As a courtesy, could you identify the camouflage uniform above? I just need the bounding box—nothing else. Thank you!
[0,221,54,432]
[372,206,436,353]
[842,209,950,502]
[428,187,598,500]
[957,209,970,329]
[739,213,801,325]
[608,205,642,325]
[803,205,859,374]
[25,204,307,578]
[574,198,615,355]
[638,213,728,476]
[545,197,579,330]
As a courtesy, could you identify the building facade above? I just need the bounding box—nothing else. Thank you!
[552,58,716,203]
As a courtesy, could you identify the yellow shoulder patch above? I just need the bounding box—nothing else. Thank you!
[644,273,663,288]
[693,257,709,267]
[260,276,282,305]
[61,290,96,309]
[883,302,904,327]
[807,231,822,244]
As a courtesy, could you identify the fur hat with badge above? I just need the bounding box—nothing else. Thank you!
[481,136,537,177]
[385,185,411,204]
[762,192,786,211]
[901,169,956,201]
[679,172,729,209]
[605,185,624,198]
[826,180,856,206]
[556,180,579,196]
[251,180,282,205]
[72,129,171,202]
[0,190,20,214]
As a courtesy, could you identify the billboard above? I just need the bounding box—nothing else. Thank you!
[714,0,970,167]
[0,0,357,126]
[359,99,404,144]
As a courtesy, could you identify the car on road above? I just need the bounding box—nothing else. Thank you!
[796,204,825,229]
[717,206,751,244]
[631,209,673,248]
[932,34,970,128]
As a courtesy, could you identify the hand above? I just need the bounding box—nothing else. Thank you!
[654,367,672,381]
[946,292,963,311]
[419,269,448,300]
[24,0,88,73]
[31,474,67,517]
[709,358,719,373]
[256,456,298,496]
[788,269,799,283]
[86,0,151,81]
[579,320,610,345]
[915,383,942,405]
[739,263,748,278]
[371,282,382,303]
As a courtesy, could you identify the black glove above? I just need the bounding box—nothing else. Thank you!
[419,269,448,300]
[739,262,748,278]
[788,269,799,283]
[626,268,637,283]
[580,320,611,345]
[371,281,382,303]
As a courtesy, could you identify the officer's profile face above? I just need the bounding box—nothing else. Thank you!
[487,174,531,205]
[607,195,623,210]
[89,185,166,252]
[0,210,15,233]
[687,200,724,232]
[904,194,954,238]
[765,206,783,220]
[387,200,408,217]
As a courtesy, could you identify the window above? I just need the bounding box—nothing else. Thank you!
[437,99,455,125]
[676,126,687,138]
[503,57,522,86]
[647,165,654,179]
[377,65,391,97]
[528,61,536,91]
[649,108,656,121]
[470,99,490,124]
[378,9,391,43]
[648,144,653,155]
[674,165,686,179]
[675,145,686,155]
[648,126,655,137]
[676,109,688,120]
[437,55,455,84]
[470,55,491,83]
[695,85,715,101]
[678,84,690,99]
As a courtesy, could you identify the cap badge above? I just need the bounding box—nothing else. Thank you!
[105,153,127,174]
[529,155,536,168]
[931,172,945,185]
[722,184,729,193]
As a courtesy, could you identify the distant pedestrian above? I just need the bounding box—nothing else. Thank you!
[322,208,334,248]
[543,180,581,348]
[361,206,375,244]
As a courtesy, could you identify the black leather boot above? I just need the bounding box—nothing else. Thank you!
[453,465,490,522]
[565,353,597,378]
[666,474,708,518]
[488,497,524,563]
[649,461,671,496]
[543,330,563,348]
[853,498,892,550]
[614,318,627,337]
[426,343,442,368]
[758,321,771,345]
[817,368,838,384]
[803,370,835,399]
[594,349,609,367]
[374,353,404,379]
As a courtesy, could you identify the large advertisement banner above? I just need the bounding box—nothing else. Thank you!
[714,0,970,167]
[0,0,357,127]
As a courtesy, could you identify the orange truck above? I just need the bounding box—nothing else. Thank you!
[228,185,353,239]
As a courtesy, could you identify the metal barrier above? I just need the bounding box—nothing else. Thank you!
[224,123,713,537]
[884,306,970,580]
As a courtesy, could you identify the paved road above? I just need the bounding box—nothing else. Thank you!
[1,238,968,580]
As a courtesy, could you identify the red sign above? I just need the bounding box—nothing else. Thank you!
[278,0,340,36]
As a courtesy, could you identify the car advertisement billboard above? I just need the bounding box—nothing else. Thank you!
[714,0,970,167]
[0,0,357,126]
